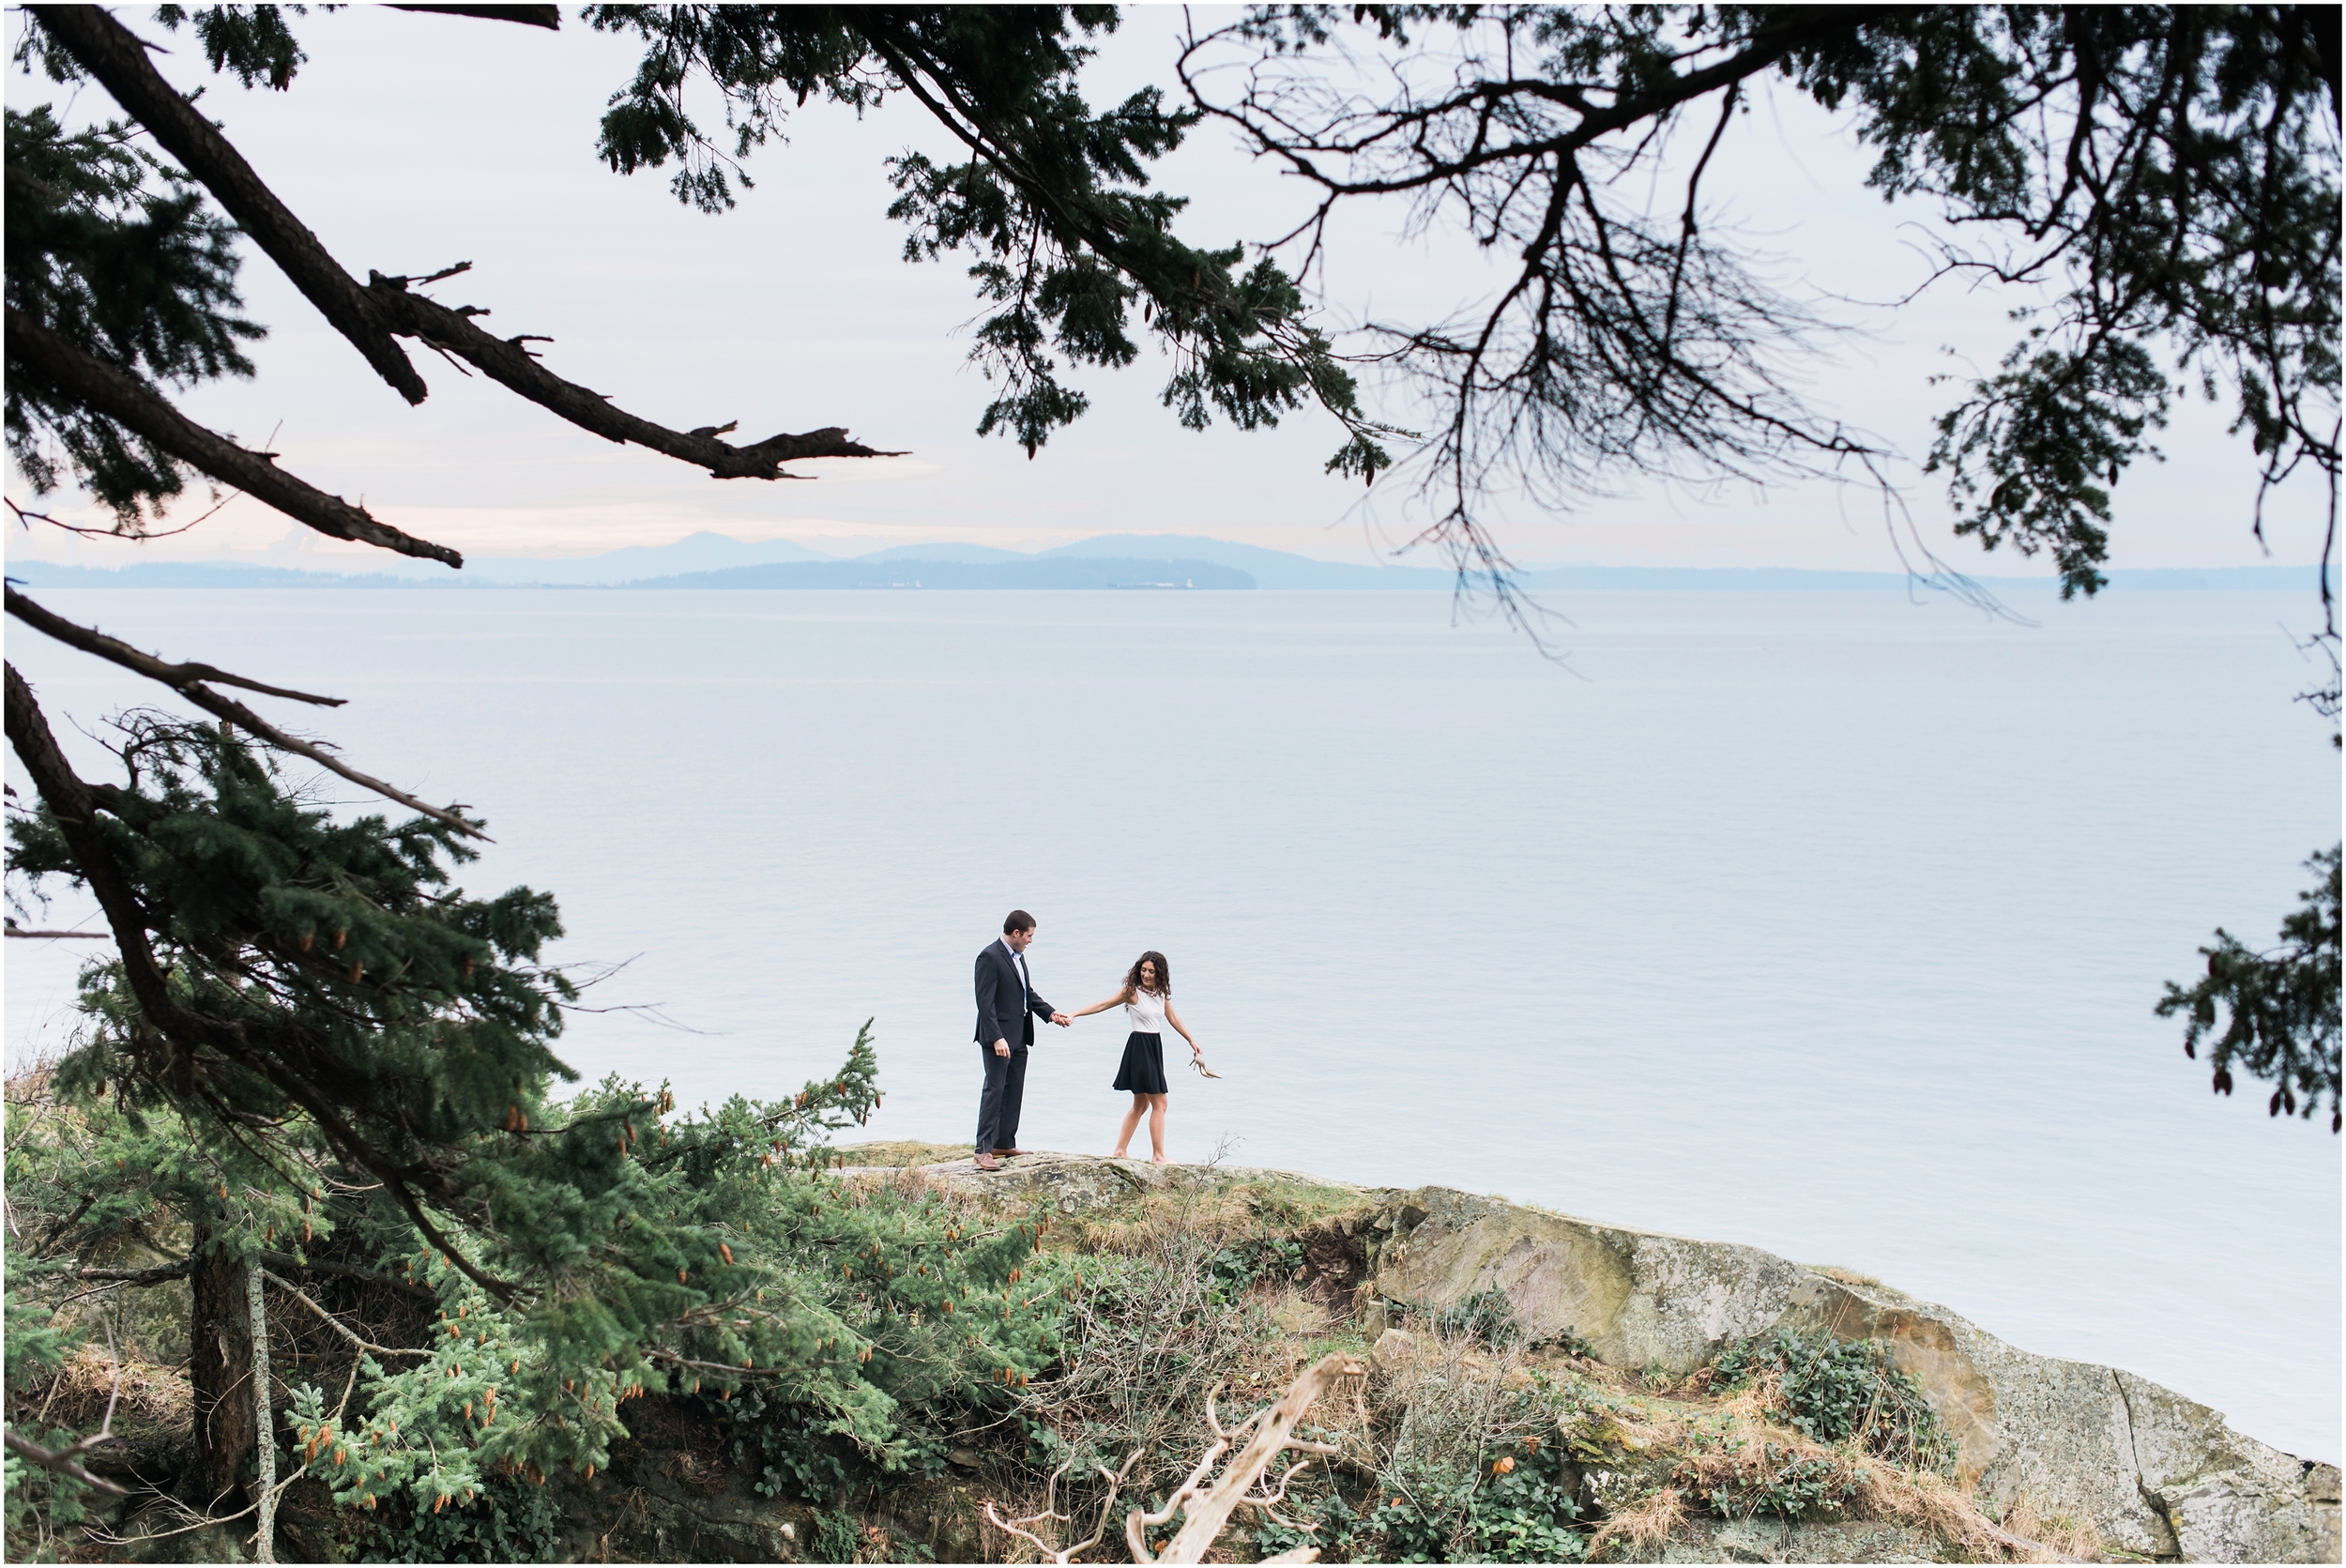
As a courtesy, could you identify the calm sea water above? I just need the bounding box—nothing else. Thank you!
[5,587,2338,1458]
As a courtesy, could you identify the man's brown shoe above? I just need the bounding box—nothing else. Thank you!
[973,1153,1004,1171]
[994,1148,1033,1157]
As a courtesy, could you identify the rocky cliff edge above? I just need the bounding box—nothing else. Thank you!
[846,1149,2339,1565]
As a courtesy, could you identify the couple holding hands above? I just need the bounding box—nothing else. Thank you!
[972,909,1205,1170]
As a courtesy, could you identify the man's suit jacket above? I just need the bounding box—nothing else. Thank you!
[974,940,1054,1049]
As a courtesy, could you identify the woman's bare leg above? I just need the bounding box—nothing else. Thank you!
[1147,1094,1169,1163]
[1111,1095,1147,1158]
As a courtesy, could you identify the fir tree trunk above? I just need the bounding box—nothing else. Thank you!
[183,1225,254,1510]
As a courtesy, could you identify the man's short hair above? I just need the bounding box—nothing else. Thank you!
[1003,909,1036,935]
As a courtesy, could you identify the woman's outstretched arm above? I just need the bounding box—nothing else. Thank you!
[1068,990,1130,1020]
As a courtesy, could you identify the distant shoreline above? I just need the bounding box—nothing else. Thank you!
[7,558,2335,594]
[11,527,2333,592]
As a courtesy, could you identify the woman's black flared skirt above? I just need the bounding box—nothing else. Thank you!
[1113,1031,1169,1094]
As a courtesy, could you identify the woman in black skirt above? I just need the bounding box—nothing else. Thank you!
[1069,951,1201,1164]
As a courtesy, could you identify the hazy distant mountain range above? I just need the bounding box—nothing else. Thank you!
[5,530,2332,592]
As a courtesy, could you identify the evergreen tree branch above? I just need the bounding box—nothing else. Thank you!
[382,5,561,29]
[362,273,906,480]
[6,664,521,1306]
[8,586,486,839]
[343,1178,520,1306]
[2157,845,2342,1130]
[5,310,462,566]
[5,662,177,1007]
[27,6,431,405]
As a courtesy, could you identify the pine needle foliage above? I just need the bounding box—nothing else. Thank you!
[7,713,574,1239]
[283,1073,1068,1517]
[2,1213,95,1553]
[3,103,262,523]
[581,5,1398,475]
[2158,845,2343,1131]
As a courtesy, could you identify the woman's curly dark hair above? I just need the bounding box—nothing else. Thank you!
[1121,951,1170,1000]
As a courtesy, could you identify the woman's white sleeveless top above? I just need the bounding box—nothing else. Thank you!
[1124,987,1167,1034]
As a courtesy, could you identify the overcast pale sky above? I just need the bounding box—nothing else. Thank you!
[5,5,2332,571]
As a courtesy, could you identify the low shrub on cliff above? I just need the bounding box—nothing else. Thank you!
[1251,1324,1592,1562]
[1430,1287,1527,1348]
[1713,1328,1958,1476]
[1207,1235,1306,1301]
[362,1469,561,1564]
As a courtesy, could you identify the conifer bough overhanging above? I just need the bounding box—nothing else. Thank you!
[5,0,1378,1233]
[11,5,1371,1538]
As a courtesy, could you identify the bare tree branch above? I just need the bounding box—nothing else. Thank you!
[3,1425,130,1495]
[1128,1353,1363,1565]
[259,1269,429,1358]
[5,311,461,566]
[258,1249,435,1302]
[982,1450,1144,1565]
[363,273,906,480]
[2,590,344,708]
[77,1257,196,1287]
[8,586,486,839]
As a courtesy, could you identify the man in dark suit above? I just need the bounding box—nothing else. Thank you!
[973,909,1068,1170]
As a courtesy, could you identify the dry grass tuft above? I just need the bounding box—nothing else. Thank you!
[1577,1367,2084,1563]
[835,1139,972,1168]
[1858,1465,2093,1561]
[1586,1484,1686,1557]
[2002,1494,2107,1561]
[1811,1265,1883,1287]
[23,1342,190,1434]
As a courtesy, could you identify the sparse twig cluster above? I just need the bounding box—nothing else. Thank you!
[985,1352,1363,1564]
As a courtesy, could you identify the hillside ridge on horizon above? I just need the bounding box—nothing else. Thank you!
[6,528,2334,592]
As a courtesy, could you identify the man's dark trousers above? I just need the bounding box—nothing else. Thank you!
[975,1043,1028,1158]
[974,939,1054,1154]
